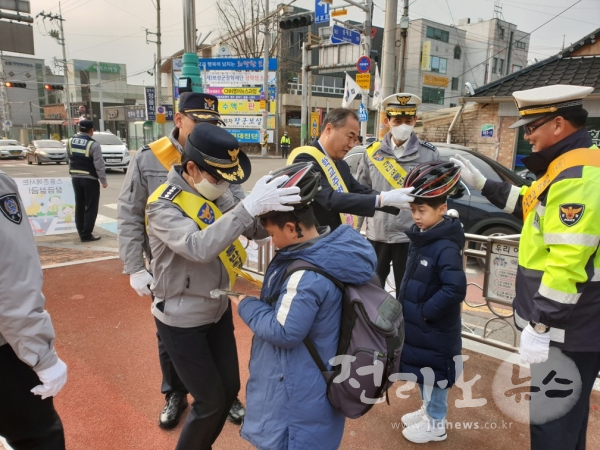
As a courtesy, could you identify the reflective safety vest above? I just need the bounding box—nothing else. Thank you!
[68,133,98,178]
[281,136,291,146]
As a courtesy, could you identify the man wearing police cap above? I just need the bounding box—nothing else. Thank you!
[356,93,439,286]
[117,92,246,429]
[146,122,300,449]
[451,85,600,449]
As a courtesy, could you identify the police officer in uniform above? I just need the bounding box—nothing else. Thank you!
[280,131,291,158]
[0,170,68,449]
[68,119,107,242]
[117,93,246,429]
[451,85,600,450]
[356,93,439,287]
[146,123,299,449]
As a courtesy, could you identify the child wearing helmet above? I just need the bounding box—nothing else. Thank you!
[228,162,378,450]
[396,161,467,444]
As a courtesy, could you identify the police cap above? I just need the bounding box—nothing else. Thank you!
[381,93,422,117]
[79,119,94,130]
[178,92,224,125]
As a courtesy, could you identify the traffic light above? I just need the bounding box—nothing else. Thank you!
[4,81,26,88]
[280,13,314,30]
[44,84,64,91]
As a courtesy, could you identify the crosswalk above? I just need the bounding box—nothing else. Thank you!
[96,212,118,235]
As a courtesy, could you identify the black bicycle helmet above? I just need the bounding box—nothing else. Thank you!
[260,162,321,215]
[404,161,461,197]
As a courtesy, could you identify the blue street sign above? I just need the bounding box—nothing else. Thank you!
[331,24,361,46]
[315,0,330,24]
[356,56,371,73]
[358,103,368,123]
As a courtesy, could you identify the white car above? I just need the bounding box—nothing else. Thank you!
[0,139,26,159]
[92,131,131,173]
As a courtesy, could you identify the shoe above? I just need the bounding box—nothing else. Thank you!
[158,392,188,429]
[401,405,426,427]
[402,416,447,444]
[227,397,245,425]
[81,235,101,242]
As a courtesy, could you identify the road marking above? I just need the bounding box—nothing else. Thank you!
[96,213,117,234]
[103,203,118,210]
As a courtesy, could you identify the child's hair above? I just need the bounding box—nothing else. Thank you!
[260,206,318,231]
[411,195,448,209]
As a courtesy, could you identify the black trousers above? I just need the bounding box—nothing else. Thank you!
[155,305,240,450]
[281,145,290,158]
[71,177,100,239]
[157,331,187,395]
[0,345,65,450]
[530,348,600,450]
[368,239,410,290]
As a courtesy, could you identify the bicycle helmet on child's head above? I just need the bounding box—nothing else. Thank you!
[403,161,461,197]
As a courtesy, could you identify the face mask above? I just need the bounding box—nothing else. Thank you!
[194,178,229,201]
[391,124,414,142]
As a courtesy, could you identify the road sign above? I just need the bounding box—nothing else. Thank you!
[156,114,166,124]
[481,124,494,138]
[331,9,347,17]
[315,0,330,24]
[358,103,368,123]
[259,100,266,110]
[356,73,371,90]
[331,24,361,46]
[356,56,371,73]
[156,106,165,114]
[310,112,320,138]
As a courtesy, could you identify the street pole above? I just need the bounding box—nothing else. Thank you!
[361,0,372,138]
[29,101,34,142]
[301,42,308,146]
[261,0,270,157]
[181,0,201,92]
[156,0,164,136]
[58,2,73,137]
[379,0,398,139]
[394,0,409,92]
[96,61,105,131]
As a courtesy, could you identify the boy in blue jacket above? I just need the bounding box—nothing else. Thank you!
[396,162,467,444]
[229,163,379,450]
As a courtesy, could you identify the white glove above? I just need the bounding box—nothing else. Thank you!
[449,154,486,190]
[130,270,154,296]
[31,358,68,399]
[519,324,550,364]
[242,175,301,217]
[379,187,415,208]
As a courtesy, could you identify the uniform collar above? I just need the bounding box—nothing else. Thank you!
[380,132,419,158]
[168,127,184,154]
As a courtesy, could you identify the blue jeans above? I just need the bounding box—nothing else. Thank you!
[418,383,448,424]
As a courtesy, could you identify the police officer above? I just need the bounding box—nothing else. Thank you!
[146,123,299,449]
[451,85,600,450]
[0,170,68,449]
[68,119,107,242]
[117,92,246,428]
[280,131,291,158]
[356,93,439,287]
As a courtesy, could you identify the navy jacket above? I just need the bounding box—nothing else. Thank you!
[397,217,466,387]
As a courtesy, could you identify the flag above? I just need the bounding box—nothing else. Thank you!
[373,64,382,108]
[342,72,361,108]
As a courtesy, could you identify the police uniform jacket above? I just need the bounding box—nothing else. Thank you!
[68,132,107,185]
[356,132,439,243]
[292,140,398,230]
[146,166,268,328]
[117,127,245,275]
[482,128,600,352]
[0,171,59,371]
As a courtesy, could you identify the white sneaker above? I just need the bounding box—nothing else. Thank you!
[402,416,447,444]
[401,405,426,427]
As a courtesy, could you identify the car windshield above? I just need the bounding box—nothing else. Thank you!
[36,141,63,148]
[0,140,20,146]
[93,134,123,145]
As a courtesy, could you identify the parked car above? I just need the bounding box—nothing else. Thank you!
[92,131,131,173]
[26,140,69,165]
[0,139,26,159]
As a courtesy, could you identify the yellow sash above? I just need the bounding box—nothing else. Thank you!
[147,184,247,289]
[366,142,408,189]
[287,146,358,228]
[522,147,600,219]
[148,137,181,171]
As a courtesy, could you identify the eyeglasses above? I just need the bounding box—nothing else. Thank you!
[524,115,556,135]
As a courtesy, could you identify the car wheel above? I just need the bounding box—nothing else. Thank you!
[56,162,61,165]
[36,155,42,165]
[27,157,32,165]
[474,226,519,269]
[123,168,128,174]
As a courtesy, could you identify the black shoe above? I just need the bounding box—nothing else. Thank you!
[80,235,101,242]
[158,392,188,429]
[227,397,245,425]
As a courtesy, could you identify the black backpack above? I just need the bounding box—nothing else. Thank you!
[285,260,405,419]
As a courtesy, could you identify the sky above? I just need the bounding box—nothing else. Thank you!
[6,0,598,87]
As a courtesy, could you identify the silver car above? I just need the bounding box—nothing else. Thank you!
[26,140,69,165]
[0,139,26,159]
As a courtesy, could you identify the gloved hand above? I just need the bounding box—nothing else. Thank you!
[449,154,486,190]
[379,187,415,208]
[130,270,154,296]
[31,358,68,399]
[519,324,550,364]
[242,175,301,217]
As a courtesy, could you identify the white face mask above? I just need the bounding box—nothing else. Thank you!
[194,178,229,201]
[391,124,414,142]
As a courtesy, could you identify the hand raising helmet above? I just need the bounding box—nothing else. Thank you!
[404,161,461,197]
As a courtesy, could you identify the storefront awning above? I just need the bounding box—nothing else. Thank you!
[38,120,65,125]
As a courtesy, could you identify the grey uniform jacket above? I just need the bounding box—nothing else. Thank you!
[0,171,58,371]
[356,132,439,244]
[117,128,245,275]
[146,166,267,328]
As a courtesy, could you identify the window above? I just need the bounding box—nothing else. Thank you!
[512,64,522,73]
[492,57,498,73]
[426,26,449,43]
[454,46,461,60]
[430,56,447,74]
[499,27,505,40]
[422,87,445,105]
[515,41,526,50]
[498,59,504,74]
[449,103,457,107]
[451,77,459,90]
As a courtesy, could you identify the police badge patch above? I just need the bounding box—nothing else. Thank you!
[0,193,22,224]
[197,203,215,225]
[559,203,584,227]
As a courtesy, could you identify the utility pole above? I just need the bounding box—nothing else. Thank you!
[96,62,105,131]
[395,0,409,92]
[29,101,34,142]
[181,0,202,92]
[379,0,397,139]
[261,0,270,157]
[146,0,163,136]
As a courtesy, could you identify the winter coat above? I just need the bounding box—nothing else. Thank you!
[397,217,466,387]
[238,225,377,450]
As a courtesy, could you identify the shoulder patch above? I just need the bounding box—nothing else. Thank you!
[420,140,437,151]
[559,203,584,227]
[158,184,182,201]
[0,193,22,224]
